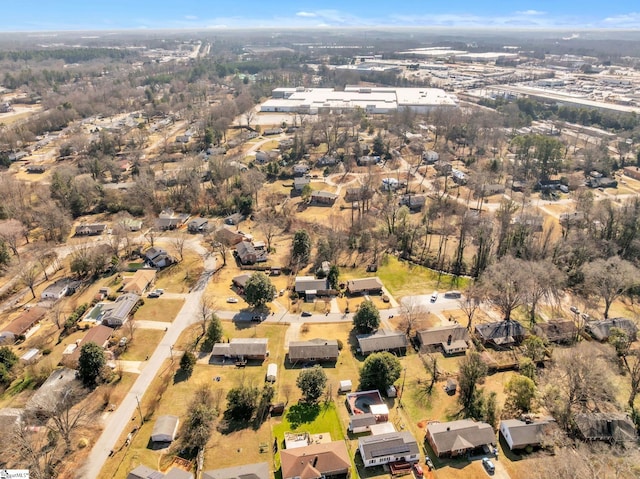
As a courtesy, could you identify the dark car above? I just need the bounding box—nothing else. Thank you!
[301,311,312,317]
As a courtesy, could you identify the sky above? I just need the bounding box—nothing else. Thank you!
[1,1,640,31]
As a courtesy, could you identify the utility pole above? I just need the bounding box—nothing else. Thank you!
[169,345,174,362]
[399,367,407,408]
[135,395,144,425]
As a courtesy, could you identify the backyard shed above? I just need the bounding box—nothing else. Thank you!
[339,380,352,393]
[151,415,179,442]
[266,363,277,382]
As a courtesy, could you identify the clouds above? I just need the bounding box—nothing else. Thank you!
[603,12,640,28]
[515,10,546,16]
[296,11,317,18]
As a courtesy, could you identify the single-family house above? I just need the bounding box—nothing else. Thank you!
[121,218,143,232]
[310,190,339,206]
[349,413,378,433]
[533,320,578,344]
[295,276,329,301]
[344,187,374,203]
[67,324,114,364]
[451,169,467,185]
[156,211,189,230]
[475,320,526,347]
[122,268,156,295]
[151,415,179,442]
[20,348,41,365]
[586,318,638,342]
[434,160,452,175]
[203,463,270,479]
[235,241,258,265]
[144,247,173,269]
[0,408,21,433]
[559,211,586,228]
[280,441,350,479]
[263,128,282,136]
[381,178,399,191]
[187,217,209,233]
[346,277,383,295]
[293,162,309,176]
[211,338,269,361]
[574,413,637,443]
[41,278,75,300]
[512,215,544,233]
[101,293,140,327]
[399,194,426,211]
[426,420,496,458]
[224,212,245,226]
[26,165,46,174]
[215,227,245,246]
[293,176,311,191]
[358,156,380,166]
[317,156,339,166]
[357,330,408,355]
[417,324,470,354]
[127,466,194,479]
[422,150,439,164]
[358,431,420,467]
[288,339,339,364]
[1,306,47,341]
[27,368,80,411]
[500,418,555,451]
[75,223,107,236]
[255,150,270,164]
[232,273,251,291]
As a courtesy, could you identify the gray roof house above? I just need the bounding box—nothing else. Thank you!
[357,329,407,355]
[294,276,329,301]
[500,418,555,451]
[151,415,179,442]
[475,320,526,347]
[144,247,173,269]
[574,413,638,443]
[358,431,420,467]
[211,338,268,361]
[187,217,209,233]
[75,223,107,236]
[293,176,310,191]
[310,190,339,205]
[202,463,270,479]
[426,420,496,457]
[235,241,258,265]
[288,339,339,363]
[101,293,140,327]
[586,318,638,342]
[127,466,194,479]
[417,324,470,354]
[346,277,383,295]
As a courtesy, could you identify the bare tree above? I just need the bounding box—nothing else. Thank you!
[20,263,40,299]
[33,244,55,281]
[419,353,439,395]
[624,352,640,409]
[9,420,63,479]
[524,260,565,325]
[399,296,428,336]
[582,256,637,318]
[0,218,27,259]
[171,235,187,262]
[125,319,137,340]
[50,302,65,330]
[459,286,483,330]
[198,294,217,336]
[479,255,528,321]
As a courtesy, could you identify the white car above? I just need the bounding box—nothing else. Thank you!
[226,297,239,303]
[430,291,438,302]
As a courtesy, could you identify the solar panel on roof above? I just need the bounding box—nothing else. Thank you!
[370,445,410,458]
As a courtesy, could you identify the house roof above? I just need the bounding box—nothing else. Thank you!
[426,420,496,454]
[75,223,106,235]
[232,274,252,288]
[27,368,79,410]
[574,413,638,442]
[122,269,156,294]
[294,276,329,293]
[310,191,339,200]
[500,419,553,448]
[346,277,383,292]
[236,241,256,258]
[68,325,114,362]
[145,247,167,261]
[357,329,407,354]
[417,324,470,347]
[151,415,179,441]
[350,412,378,428]
[280,441,350,479]
[202,462,270,479]
[42,278,73,297]
[211,338,268,357]
[164,469,194,479]
[102,293,140,325]
[586,318,638,341]
[533,320,578,343]
[3,306,47,336]
[216,227,245,246]
[0,408,21,433]
[188,217,209,228]
[288,339,339,361]
[358,431,419,461]
[475,320,526,345]
[127,465,165,479]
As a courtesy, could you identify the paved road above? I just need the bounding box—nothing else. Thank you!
[81,248,215,479]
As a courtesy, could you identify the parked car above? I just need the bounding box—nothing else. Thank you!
[147,289,164,298]
[226,297,239,303]
[425,457,434,471]
[570,306,580,315]
[413,464,423,477]
[301,311,312,317]
[482,457,495,474]
[430,291,438,303]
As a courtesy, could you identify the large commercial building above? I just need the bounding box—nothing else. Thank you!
[261,86,458,114]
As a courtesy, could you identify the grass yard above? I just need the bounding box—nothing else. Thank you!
[154,251,204,293]
[135,298,185,323]
[119,329,165,361]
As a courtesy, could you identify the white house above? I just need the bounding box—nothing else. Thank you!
[358,431,420,467]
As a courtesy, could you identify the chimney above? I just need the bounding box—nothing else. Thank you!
[447,334,452,345]
[312,456,318,468]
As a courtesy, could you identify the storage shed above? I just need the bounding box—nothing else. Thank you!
[339,380,352,393]
[151,415,179,443]
[266,363,277,382]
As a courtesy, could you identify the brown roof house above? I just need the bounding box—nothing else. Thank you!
[574,413,637,444]
[358,431,420,467]
[417,324,470,354]
[475,320,526,347]
[75,223,107,236]
[288,339,339,364]
[533,320,578,344]
[357,329,407,355]
[215,227,245,246]
[1,306,47,342]
[122,268,156,295]
[211,338,268,362]
[280,441,350,479]
[203,463,270,479]
[67,324,114,364]
[500,418,556,451]
[346,277,383,295]
[426,420,496,458]
[235,241,258,265]
[586,318,638,342]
